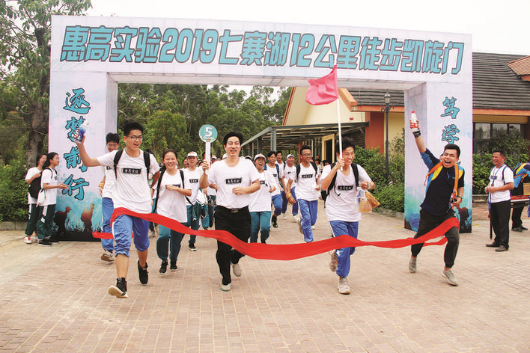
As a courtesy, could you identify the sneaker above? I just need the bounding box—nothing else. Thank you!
[49,235,60,243]
[220,283,231,291]
[486,242,500,248]
[38,238,52,246]
[108,278,128,298]
[495,245,508,252]
[170,260,177,271]
[272,217,278,228]
[148,229,156,238]
[521,226,528,231]
[409,257,417,273]
[512,227,523,232]
[24,236,32,244]
[296,217,303,234]
[311,225,316,230]
[282,214,287,219]
[232,262,242,277]
[292,215,298,223]
[189,243,197,251]
[159,260,168,274]
[101,249,114,262]
[31,237,39,243]
[441,269,458,286]
[329,250,337,272]
[338,277,350,295]
[203,227,208,231]
[138,260,148,285]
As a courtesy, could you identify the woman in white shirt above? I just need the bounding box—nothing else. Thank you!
[152,149,192,273]
[36,153,68,246]
[249,154,275,244]
[23,154,47,244]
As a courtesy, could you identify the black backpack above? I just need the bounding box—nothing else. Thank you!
[28,169,47,198]
[325,163,359,196]
[113,149,151,181]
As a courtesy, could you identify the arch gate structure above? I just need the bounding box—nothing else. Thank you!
[50,16,472,240]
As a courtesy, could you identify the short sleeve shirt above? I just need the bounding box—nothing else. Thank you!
[489,165,514,203]
[290,164,320,201]
[40,168,59,206]
[152,170,188,222]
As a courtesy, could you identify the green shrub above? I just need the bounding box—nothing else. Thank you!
[0,156,28,222]
[373,183,404,213]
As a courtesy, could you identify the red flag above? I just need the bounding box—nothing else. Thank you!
[305,65,339,105]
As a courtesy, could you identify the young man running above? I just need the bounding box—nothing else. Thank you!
[200,132,260,291]
[183,151,203,251]
[265,151,284,228]
[321,138,374,294]
[282,154,298,222]
[77,122,159,298]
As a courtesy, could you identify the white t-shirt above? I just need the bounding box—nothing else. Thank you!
[322,164,372,222]
[290,163,320,201]
[208,158,260,209]
[489,165,514,203]
[97,150,160,213]
[249,170,274,212]
[283,164,297,189]
[183,167,203,205]
[207,185,217,196]
[152,170,188,222]
[25,167,41,204]
[40,168,59,206]
[101,165,116,199]
[264,163,283,196]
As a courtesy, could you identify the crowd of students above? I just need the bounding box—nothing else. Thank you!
[23,120,472,297]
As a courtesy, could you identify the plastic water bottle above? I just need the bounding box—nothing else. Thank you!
[410,111,419,132]
[74,123,88,143]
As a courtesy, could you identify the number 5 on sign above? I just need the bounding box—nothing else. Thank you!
[199,124,218,172]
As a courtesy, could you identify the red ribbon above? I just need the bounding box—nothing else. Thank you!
[92,207,458,261]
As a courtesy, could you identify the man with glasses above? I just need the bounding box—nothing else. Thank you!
[286,145,320,242]
[77,122,160,298]
[98,132,120,262]
[200,132,260,292]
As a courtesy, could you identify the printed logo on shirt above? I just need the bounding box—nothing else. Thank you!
[172,184,181,188]
[301,174,314,179]
[123,168,141,174]
[106,166,112,170]
[337,185,354,191]
[189,179,199,183]
[272,173,278,178]
[260,180,266,185]
[225,178,242,185]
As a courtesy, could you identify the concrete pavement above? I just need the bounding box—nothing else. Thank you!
[1,201,529,352]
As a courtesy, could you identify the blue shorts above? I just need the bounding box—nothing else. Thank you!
[113,214,150,257]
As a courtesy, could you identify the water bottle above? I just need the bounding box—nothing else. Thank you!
[410,111,419,132]
[74,123,88,143]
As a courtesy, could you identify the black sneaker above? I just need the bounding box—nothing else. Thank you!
[189,243,197,251]
[272,216,278,228]
[138,260,148,285]
[170,260,177,271]
[49,235,60,243]
[108,277,128,298]
[159,261,168,274]
[38,238,52,246]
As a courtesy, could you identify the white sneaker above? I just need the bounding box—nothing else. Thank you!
[31,237,39,243]
[282,214,287,219]
[232,263,242,277]
[338,277,350,295]
[292,215,298,223]
[101,249,114,261]
[311,225,316,230]
[220,283,231,291]
[148,229,155,238]
[24,236,32,244]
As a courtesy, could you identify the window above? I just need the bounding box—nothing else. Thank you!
[473,123,524,153]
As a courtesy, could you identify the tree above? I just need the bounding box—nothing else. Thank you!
[0,0,92,167]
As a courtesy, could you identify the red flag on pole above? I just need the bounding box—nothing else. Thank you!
[305,65,339,105]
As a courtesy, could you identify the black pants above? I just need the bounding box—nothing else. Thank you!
[511,205,524,229]
[491,200,511,248]
[411,209,459,268]
[214,206,251,285]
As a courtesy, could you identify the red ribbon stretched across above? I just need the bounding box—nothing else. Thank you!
[93,207,459,261]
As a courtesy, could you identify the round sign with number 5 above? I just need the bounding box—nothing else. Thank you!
[199,124,218,143]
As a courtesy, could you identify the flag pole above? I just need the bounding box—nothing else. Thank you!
[335,61,342,159]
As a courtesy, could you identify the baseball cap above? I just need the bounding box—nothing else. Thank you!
[187,152,198,157]
[287,154,294,158]
[254,153,266,161]
[212,155,217,160]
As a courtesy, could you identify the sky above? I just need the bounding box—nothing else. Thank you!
[87,0,530,55]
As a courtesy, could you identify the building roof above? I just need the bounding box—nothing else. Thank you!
[508,55,530,76]
[346,53,530,112]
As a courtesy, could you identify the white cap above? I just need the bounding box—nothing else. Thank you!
[287,154,294,158]
[187,152,198,157]
[222,153,227,160]
[254,153,266,161]
[212,155,217,160]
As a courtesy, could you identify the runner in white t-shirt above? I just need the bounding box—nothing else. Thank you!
[36,153,68,246]
[321,138,374,295]
[249,154,275,243]
[265,151,284,229]
[152,149,192,274]
[23,153,47,244]
[286,145,320,243]
[77,122,160,298]
[98,133,119,262]
[200,132,260,292]
[182,152,204,251]
[206,155,218,229]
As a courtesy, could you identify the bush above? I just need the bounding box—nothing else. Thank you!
[0,156,28,222]
[473,153,529,194]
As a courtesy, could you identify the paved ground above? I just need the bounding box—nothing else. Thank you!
[1,202,529,353]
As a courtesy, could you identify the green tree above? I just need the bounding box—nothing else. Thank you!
[0,0,92,167]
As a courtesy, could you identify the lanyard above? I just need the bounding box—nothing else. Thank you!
[490,165,505,186]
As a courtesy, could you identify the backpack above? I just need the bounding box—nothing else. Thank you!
[295,161,318,182]
[325,163,359,196]
[153,169,190,213]
[113,149,151,181]
[512,163,528,188]
[28,169,45,198]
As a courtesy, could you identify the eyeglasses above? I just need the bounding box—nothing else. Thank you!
[128,135,143,141]
[302,153,312,157]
